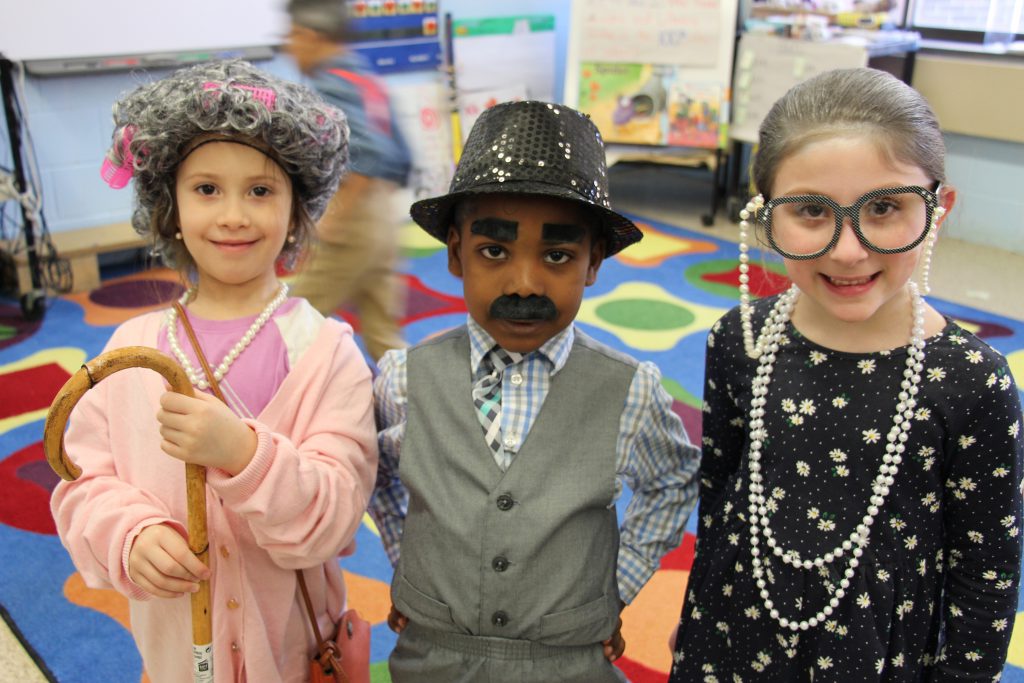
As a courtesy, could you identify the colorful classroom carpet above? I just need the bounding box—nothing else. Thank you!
[3,213,1024,682]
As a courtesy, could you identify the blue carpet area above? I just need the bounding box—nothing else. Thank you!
[2,213,1023,681]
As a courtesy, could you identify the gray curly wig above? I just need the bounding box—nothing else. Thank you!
[104,59,349,269]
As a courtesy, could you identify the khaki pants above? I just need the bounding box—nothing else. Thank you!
[291,176,405,362]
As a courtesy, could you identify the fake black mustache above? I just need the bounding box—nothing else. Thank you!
[489,295,557,321]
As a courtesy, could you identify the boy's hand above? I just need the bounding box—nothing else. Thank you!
[128,524,210,598]
[603,616,625,662]
[387,604,409,633]
[157,390,257,475]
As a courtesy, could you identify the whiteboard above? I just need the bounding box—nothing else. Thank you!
[1,0,286,64]
[575,0,721,67]
[730,33,869,144]
[564,0,738,149]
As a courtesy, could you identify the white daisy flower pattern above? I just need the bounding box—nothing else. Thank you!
[670,306,1023,680]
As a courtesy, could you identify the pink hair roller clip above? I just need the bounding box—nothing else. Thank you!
[100,124,137,189]
[202,82,277,110]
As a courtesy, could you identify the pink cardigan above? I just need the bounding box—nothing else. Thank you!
[51,309,378,683]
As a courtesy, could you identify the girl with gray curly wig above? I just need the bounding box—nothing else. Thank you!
[103,58,349,269]
[52,59,379,683]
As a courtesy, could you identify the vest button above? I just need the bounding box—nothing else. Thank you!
[492,610,509,627]
[496,493,514,511]
[492,556,509,572]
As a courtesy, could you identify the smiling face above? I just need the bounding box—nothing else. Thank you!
[447,194,604,353]
[175,141,293,302]
[770,134,954,336]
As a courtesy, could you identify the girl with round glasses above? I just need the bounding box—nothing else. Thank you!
[669,67,1023,680]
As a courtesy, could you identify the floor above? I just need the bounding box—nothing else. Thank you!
[0,617,47,682]
[3,161,1022,682]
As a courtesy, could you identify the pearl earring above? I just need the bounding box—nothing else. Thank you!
[287,234,296,244]
[738,195,772,359]
[919,207,944,296]
[174,231,182,240]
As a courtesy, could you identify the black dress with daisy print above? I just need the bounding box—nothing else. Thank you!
[670,296,1024,682]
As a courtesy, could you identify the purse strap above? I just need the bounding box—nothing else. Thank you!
[171,301,345,679]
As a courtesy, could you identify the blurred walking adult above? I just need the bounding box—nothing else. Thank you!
[285,0,413,361]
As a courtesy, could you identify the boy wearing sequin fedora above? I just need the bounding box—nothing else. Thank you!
[368,100,700,682]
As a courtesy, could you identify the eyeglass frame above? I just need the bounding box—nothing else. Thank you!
[759,184,942,261]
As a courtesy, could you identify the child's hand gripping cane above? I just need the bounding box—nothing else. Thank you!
[43,346,215,683]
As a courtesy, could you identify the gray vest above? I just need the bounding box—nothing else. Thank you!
[393,327,637,647]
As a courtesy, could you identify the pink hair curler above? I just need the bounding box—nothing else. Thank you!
[202,81,277,110]
[100,125,137,189]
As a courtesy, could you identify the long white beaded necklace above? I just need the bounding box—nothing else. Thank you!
[737,197,927,631]
[165,282,290,390]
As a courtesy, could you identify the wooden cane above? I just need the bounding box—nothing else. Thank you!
[43,346,214,683]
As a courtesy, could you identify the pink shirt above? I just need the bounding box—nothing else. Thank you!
[156,298,302,418]
[51,301,378,683]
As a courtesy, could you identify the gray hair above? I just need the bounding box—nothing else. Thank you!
[752,68,945,198]
[105,59,349,270]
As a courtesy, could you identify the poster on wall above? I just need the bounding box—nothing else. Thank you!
[565,0,737,151]
[577,62,726,148]
[389,80,454,202]
[346,0,441,73]
[457,83,530,138]
[666,82,725,149]
[453,16,556,102]
[450,15,556,146]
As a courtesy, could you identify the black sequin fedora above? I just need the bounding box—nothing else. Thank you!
[410,100,643,256]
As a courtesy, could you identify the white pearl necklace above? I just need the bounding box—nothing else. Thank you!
[165,283,290,390]
[737,197,928,631]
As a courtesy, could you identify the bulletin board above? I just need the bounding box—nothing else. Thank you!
[453,15,558,142]
[564,0,739,149]
[347,0,443,74]
[730,33,869,144]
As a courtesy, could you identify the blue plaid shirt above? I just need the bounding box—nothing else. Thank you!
[369,317,700,603]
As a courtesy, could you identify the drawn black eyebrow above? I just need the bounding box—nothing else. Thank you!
[542,223,586,243]
[470,218,518,241]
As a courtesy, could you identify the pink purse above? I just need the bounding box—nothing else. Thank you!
[298,572,371,683]
[173,302,372,683]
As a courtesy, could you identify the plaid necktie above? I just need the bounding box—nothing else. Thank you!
[472,346,521,463]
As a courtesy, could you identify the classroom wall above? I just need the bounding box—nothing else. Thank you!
[0,0,572,240]
[943,133,1024,254]
[2,0,1022,256]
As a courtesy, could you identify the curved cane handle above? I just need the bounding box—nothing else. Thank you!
[42,346,213,664]
[44,346,195,480]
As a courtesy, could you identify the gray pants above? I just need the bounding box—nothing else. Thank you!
[390,623,629,683]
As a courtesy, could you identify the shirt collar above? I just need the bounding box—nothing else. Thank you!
[466,316,574,376]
